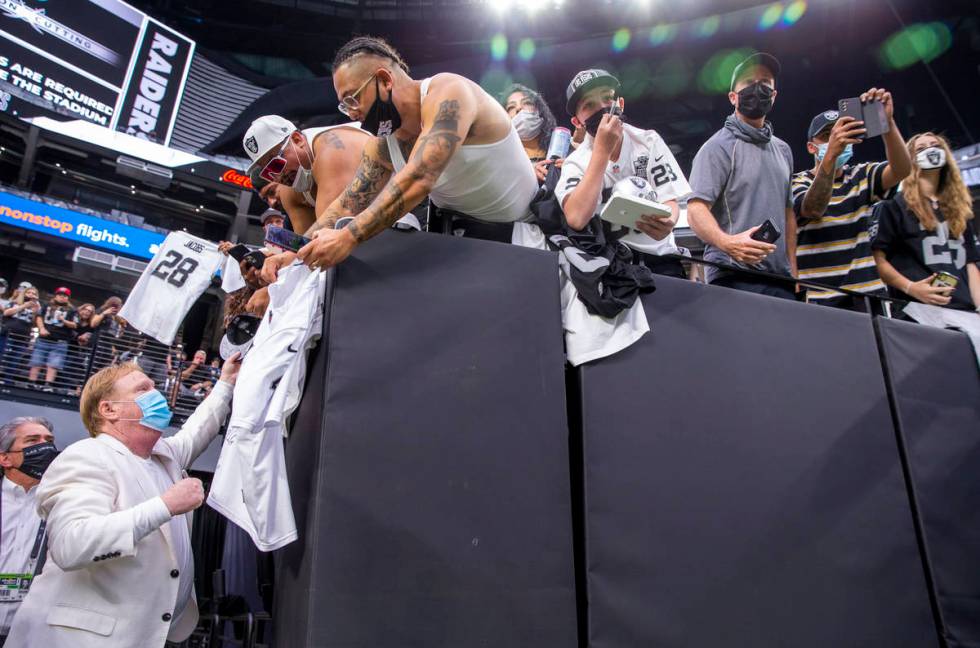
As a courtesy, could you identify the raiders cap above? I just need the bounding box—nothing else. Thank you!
[566,69,620,116]
[243,115,297,170]
[219,313,262,360]
[807,110,840,140]
[730,52,781,91]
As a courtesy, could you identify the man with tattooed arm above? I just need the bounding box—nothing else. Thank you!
[242,115,371,234]
[263,36,539,278]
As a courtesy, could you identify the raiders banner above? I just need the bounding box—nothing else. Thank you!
[114,20,193,145]
[0,0,194,143]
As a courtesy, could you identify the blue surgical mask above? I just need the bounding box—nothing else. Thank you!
[816,143,853,169]
[116,390,173,431]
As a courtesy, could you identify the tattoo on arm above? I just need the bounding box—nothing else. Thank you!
[323,131,345,150]
[801,166,835,220]
[307,138,394,236]
[348,99,464,242]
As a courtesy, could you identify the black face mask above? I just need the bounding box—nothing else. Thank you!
[360,78,402,137]
[735,81,774,120]
[583,104,625,138]
[12,441,59,480]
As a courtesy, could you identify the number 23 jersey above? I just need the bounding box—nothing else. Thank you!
[555,123,691,256]
[120,232,224,344]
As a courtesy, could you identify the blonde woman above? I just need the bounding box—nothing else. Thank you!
[871,132,980,312]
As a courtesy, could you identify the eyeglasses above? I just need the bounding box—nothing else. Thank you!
[338,72,378,117]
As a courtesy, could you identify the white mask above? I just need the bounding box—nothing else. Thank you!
[289,140,314,193]
[916,146,946,170]
[512,110,543,141]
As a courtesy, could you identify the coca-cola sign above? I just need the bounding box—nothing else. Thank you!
[220,168,252,190]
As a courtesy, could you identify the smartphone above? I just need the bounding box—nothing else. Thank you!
[608,102,623,118]
[931,271,959,290]
[838,97,890,139]
[227,244,250,263]
[750,219,781,244]
[265,225,311,253]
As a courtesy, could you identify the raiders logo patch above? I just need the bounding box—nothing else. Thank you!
[629,177,646,189]
[572,70,599,90]
[927,151,941,165]
[244,136,259,154]
[823,110,839,121]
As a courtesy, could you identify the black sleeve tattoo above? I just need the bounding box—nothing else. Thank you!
[307,138,394,236]
[347,99,464,243]
[800,165,835,221]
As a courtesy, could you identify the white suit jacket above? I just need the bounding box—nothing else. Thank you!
[6,381,232,648]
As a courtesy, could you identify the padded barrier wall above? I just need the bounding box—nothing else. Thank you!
[877,317,980,648]
[273,230,578,647]
[579,275,939,647]
[273,234,979,648]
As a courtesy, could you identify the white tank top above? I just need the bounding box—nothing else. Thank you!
[385,78,537,223]
[299,123,367,207]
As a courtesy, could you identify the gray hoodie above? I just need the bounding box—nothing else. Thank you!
[688,113,794,283]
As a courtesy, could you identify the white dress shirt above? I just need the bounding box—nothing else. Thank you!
[0,478,42,634]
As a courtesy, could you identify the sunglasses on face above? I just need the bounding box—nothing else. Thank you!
[258,139,291,183]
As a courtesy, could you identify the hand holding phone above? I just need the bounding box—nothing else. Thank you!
[750,219,782,244]
[724,226,777,266]
[838,96,889,139]
[265,225,311,253]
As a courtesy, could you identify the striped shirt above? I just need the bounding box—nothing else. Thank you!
[792,162,892,300]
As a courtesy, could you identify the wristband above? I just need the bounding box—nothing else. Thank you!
[904,280,912,295]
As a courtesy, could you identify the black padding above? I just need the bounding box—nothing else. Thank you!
[579,276,938,647]
[877,316,980,648]
[274,230,577,647]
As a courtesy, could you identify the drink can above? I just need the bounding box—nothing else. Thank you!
[547,127,571,160]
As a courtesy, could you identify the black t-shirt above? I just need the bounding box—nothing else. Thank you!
[2,301,41,336]
[871,194,980,310]
[38,304,78,342]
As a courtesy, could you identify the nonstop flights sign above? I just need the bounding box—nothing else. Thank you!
[0,0,194,145]
[0,189,165,258]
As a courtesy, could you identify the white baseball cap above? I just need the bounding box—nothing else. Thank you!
[242,115,297,168]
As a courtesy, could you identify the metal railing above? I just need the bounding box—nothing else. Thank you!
[0,324,215,425]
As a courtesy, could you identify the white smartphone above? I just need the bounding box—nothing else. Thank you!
[599,194,672,230]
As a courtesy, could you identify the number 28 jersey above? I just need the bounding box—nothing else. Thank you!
[555,123,691,256]
[120,232,224,344]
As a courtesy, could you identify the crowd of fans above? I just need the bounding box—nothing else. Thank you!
[236,39,978,319]
[0,281,222,411]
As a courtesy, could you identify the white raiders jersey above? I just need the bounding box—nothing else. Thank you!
[207,262,326,551]
[120,232,223,344]
[555,123,692,256]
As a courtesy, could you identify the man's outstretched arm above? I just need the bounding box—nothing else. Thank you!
[298,80,477,269]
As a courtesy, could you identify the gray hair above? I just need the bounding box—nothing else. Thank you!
[0,416,54,452]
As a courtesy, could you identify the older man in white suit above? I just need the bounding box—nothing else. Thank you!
[6,353,241,647]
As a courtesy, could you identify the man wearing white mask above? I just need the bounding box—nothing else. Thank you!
[243,114,370,233]
[6,354,241,648]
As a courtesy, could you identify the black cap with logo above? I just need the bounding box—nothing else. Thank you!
[807,110,840,140]
[566,69,620,116]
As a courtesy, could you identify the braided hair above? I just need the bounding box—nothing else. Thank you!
[503,83,557,154]
[333,36,410,74]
